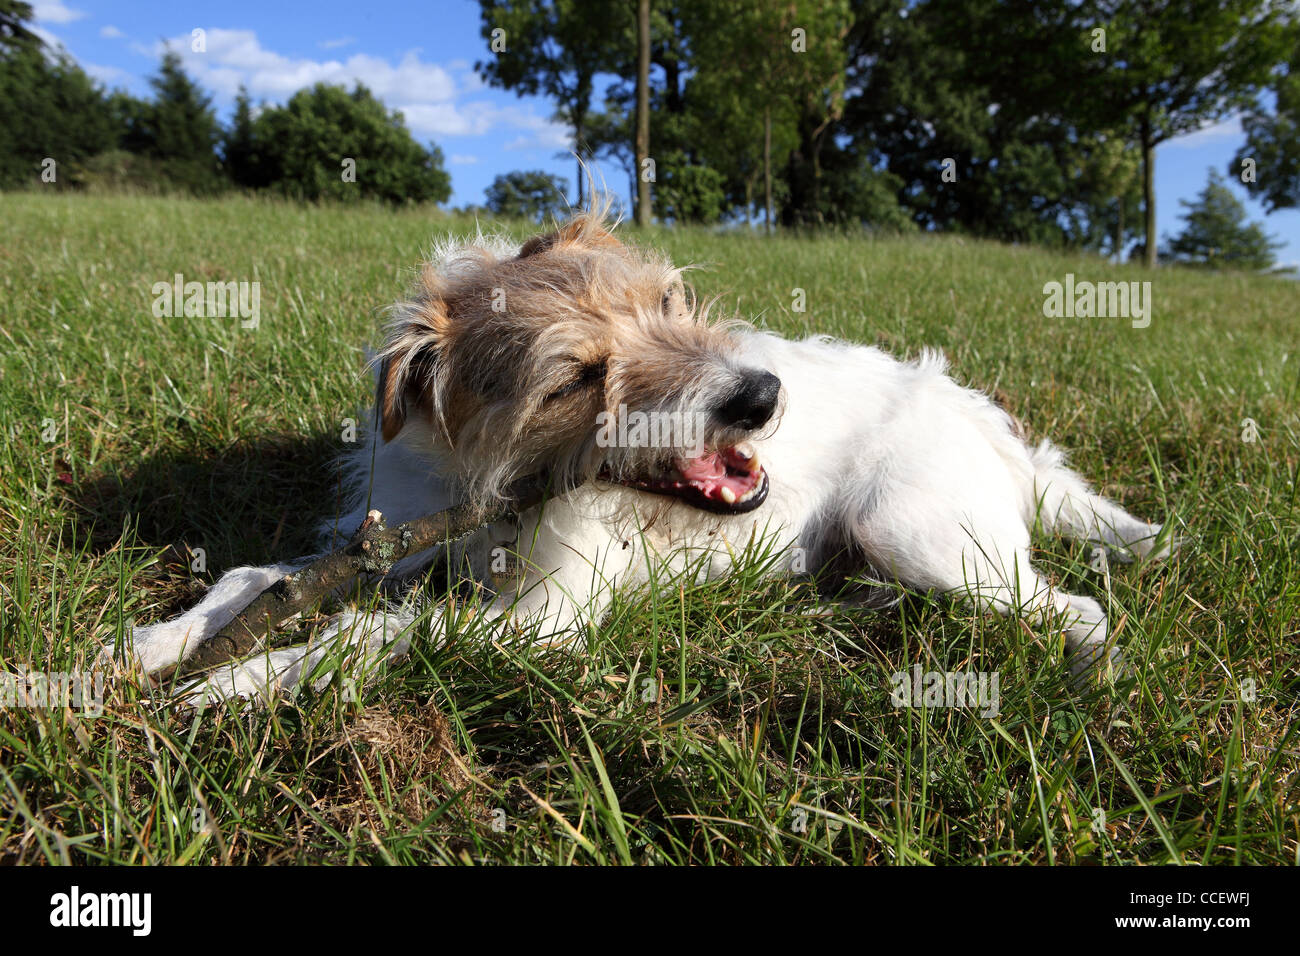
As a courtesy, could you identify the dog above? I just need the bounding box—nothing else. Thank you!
[111,208,1174,704]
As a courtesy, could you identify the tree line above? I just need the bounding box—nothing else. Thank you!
[1,0,1296,270]
[0,1,450,203]
[477,0,1299,268]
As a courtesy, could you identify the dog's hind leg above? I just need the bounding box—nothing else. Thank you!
[854,490,1116,677]
[951,548,1117,678]
[1028,440,1173,561]
[103,560,315,675]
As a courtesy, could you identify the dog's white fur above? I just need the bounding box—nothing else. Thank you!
[110,228,1172,706]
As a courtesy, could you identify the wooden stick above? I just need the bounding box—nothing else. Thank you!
[154,474,552,684]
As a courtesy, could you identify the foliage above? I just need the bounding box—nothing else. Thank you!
[1164,169,1282,271]
[1234,43,1300,213]
[0,39,114,188]
[485,169,571,222]
[238,83,451,204]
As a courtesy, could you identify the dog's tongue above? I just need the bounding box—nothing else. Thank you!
[677,451,726,482]
[674,445,763,505]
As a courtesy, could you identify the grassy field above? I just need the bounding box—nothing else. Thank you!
[0,192,1296,865]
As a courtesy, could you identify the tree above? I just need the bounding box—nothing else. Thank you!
[1077,0,1292,267]
[248,83,451,204]
[841,0,1109,244]
[0,2,115,188]
[777,0,853,227]
[584,2,714,218]
[634,0,651,226]
[1164,168,1281,271]
[1234,41,1300,213]
[651,150,727,223]
[476,0,631,207]
[135,51,223,191]
[0,0,39,54]
[585,97,637,206]
[677,0,847,230]
[485,170,570,221]
[222,86,265,188]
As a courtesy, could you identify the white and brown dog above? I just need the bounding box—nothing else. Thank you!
[112,210,1174,703]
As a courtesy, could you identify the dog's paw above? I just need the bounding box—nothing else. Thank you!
[99,618,206,676]
[176,609,415,711]
[1130,522,1182,563]
[179,645,313,711]
[1067,640,1125,688]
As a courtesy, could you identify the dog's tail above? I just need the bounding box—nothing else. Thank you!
[1026,439,1173,560]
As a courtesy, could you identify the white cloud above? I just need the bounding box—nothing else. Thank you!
[136,29,565,146]
[100,25,125,39]
[33,1,85,24]
[144,31,455,102]
[1166,116,1242,149]
[30,24,61,48]
[83,61,129,85]
[450,154,480,165]
[505,123,573,151]
[319,36,355,50]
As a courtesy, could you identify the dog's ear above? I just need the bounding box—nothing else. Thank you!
[377,344,443,443]
[376,354,409,443]
[377,274,449,442]
[519,214,621,259]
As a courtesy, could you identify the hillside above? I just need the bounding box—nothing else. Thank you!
[1,193,1296,864]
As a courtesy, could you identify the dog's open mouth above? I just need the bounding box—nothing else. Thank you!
[601,441,769,514]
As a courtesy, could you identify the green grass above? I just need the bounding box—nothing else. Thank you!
[1,191,1297,865]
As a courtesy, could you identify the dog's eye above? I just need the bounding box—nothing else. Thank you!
[544,361,607,403]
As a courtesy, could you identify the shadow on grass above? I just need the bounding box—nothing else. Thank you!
[65,430,351,583]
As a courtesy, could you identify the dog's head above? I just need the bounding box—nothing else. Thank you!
[376,210,781,514]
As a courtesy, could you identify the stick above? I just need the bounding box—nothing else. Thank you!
[154,474,552,684]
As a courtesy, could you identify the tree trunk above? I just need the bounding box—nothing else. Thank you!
[811,118,826,224]
[1115,195,1123,263]
[1141,115,1156,269]
[764,107,773,236]
[635,0,651,227]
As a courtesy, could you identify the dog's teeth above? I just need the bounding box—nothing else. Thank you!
[720,486,737,505]
[733,442,761,473]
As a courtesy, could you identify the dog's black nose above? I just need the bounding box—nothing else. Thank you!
[716,369,781,430]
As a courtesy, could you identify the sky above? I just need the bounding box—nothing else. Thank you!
[28,0,1300,268]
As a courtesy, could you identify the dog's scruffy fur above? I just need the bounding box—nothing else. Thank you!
[114,209,1174,703]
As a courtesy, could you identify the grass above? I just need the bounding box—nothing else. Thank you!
[0,191,1297,865]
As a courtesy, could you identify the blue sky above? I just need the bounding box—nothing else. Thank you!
[29,0,1300,267]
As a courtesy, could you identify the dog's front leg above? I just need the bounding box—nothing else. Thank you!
[104,560,314,674]
[179,524,629,706]
[181,602,416,708]
[180,572,608,707]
